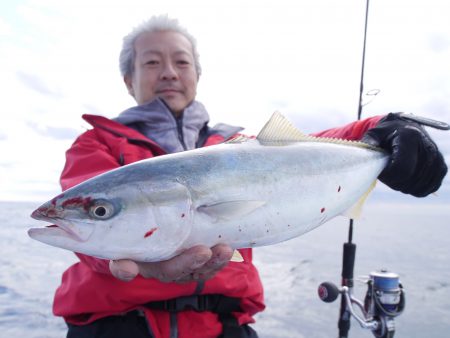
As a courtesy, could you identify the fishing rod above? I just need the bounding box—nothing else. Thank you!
[317,1,450,337]
[339,0,370,335]
[318,1,407,336]
[356,0,370,121]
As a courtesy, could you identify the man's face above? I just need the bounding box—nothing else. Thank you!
[125,31,198,115]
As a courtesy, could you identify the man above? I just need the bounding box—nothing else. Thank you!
[55,15,447,338]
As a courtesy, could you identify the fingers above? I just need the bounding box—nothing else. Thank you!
[194,244,234,280]
[136,245,213,283]
[364,113,447,198]
[379,128,448,197]
[109,259,140,282]
[169,244,234,283]
[109,244,235,284]
[379,128,420,190]
[408,145,447,197]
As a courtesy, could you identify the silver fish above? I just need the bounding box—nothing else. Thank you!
[29,113,388,262]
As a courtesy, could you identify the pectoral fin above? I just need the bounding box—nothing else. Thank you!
[197,200,266,221]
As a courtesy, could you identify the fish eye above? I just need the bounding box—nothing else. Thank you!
[89,200,115,220]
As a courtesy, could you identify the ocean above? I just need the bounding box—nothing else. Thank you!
[1,201,449,337]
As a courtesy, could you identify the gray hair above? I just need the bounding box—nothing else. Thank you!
[119,15,201,78]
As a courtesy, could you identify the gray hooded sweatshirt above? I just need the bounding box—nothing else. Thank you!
[115,98,242,154]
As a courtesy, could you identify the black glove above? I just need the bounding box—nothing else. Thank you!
[362,113,447,197]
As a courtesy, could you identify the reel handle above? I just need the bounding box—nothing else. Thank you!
[318,281,340,303]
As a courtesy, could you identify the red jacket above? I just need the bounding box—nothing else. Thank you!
[54,113,383,338]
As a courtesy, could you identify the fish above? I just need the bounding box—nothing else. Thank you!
[28,112,389,262]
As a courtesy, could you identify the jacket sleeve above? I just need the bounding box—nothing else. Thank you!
[60,129,120,274]
[312,115,384,140]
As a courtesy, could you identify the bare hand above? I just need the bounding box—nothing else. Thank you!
[109,244,234,283]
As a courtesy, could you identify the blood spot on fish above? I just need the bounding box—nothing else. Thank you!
[45,209,59,218]
[51,193,64,206]
[321,207,326,213]
[62,197,92,211]
[144,227,158,238]
[35,205,55,217]
[338,186,341,192]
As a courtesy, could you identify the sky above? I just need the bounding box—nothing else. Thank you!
[0,0,449,202]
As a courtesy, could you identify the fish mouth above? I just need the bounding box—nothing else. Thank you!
[29,207,94,242]
[28,225,86,243]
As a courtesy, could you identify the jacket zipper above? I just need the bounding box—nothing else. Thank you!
[176,116,188,151]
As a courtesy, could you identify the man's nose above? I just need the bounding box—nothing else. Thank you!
[160,62,178,80]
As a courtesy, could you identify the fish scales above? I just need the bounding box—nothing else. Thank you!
[28,113,389,262]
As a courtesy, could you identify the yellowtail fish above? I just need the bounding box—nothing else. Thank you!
[29,113,388,262]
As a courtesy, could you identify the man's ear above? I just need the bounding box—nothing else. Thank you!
[124,75,135,96]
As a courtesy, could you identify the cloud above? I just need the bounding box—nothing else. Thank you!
[26,121,80,140]
[0,16,12,36]
[427,33,450,53]
[82,103,103,116]
[16,71,63,98]
[0,161,14,168]
[1,0,450,203]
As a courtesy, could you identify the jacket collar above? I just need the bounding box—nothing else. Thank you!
[82,99,243,154]
[81,114,149,142]
[114,98,210,153]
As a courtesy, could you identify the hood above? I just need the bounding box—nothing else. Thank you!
[114,98,210,153]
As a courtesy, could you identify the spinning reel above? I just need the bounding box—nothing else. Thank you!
[318,270,405,338]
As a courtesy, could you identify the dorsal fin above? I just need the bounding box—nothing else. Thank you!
[226,134,252,144]
[257,112,385,151]
[256,112,307,144]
